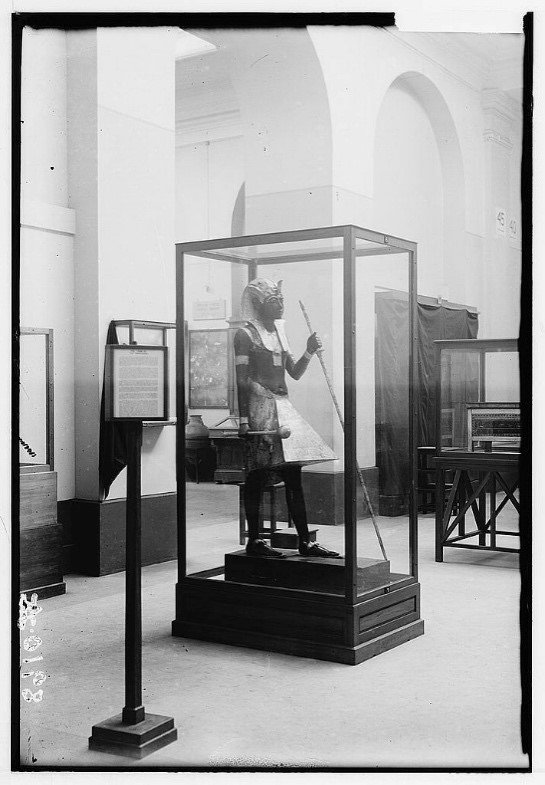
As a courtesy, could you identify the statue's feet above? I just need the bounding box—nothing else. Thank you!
[299,541,342,559]
[246,539,286,558]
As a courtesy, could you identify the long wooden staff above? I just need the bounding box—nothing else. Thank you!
[299,300,388,561]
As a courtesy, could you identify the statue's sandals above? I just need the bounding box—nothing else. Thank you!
[298,541,342,559]
[245,539,286,558]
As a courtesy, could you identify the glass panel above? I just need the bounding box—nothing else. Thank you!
[439,350,480,451]
[255,257,345,573]
[19,333,48,466]
[188,232,391,265]
[438,344,520,455]
[356,246,412,592]
[184,254,240,575]
[116,325,130,345]
[183,241,346,594]
[485,351,520,402]
[189,235,344,265]
[165,328,176,422]
[133,327,164,346]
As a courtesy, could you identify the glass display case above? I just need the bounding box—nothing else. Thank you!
[19,328,65,597]
[173,226,423,664]
[434,338,520,561]
[19,328,54,472]
[435,338,520,459]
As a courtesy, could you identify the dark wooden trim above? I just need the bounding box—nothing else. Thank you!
[434,338,518,352]
[409,247,418,580]
[344,227,357,605]
[46,329,54,470]
[176,247,187,580]
[176,225,416,256]
[434,454,519,468]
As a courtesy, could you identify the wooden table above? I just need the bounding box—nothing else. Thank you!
[433,453,520,562]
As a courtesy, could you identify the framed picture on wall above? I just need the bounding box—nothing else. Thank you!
[189,329,229,408]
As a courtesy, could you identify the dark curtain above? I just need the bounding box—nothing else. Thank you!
[99,321,129,499]
[375,296,410,515]
[375,295,478,515]
[417,303,478,447]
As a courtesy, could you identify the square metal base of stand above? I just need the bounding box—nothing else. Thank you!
[89,713,177,759]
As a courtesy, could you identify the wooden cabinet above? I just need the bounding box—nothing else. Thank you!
[20,470,65,598]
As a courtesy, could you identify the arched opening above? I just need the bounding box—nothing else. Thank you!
[373,71,465,301]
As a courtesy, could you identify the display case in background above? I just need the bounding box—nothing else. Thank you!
[434,339,520,561]
[173,226,423,665]
[19,328,65,598]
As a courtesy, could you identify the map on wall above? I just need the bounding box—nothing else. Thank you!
[189,329,229,408]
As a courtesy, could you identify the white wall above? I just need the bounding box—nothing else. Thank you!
[373,81,444,300]
[98,28,177,500]
[175,132,244,428]
[175,137,244,242]
[309,25,522,337]
[20,27,76,501]
[67,27,177,502]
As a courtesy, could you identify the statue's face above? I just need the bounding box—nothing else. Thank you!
[260,292,284,320]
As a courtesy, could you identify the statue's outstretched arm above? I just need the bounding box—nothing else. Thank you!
[286,331,322,380]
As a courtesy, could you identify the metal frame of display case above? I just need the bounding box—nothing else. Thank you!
[19,327,54,472]
[173,225,423,664]
[433,338,520,561]
[19,327,65,597]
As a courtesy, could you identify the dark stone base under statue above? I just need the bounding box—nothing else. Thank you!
[225,550,390,594]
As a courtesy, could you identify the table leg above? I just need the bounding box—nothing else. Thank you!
[490,472,497,549]
[270,486,277,536]
[239,486,246,546]
[478,471,486,546]
[435,466,445,562]
[458,471,466,537]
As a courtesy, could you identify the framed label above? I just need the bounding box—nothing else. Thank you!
[104,345,168,421]
[192,299,227,320]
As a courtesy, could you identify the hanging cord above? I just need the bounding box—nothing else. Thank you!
[299,300,388,561]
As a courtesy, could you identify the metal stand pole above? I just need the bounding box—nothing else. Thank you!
[123,422,144,724]
[89,421,177,759]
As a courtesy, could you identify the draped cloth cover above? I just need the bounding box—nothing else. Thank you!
[374,294,478,514]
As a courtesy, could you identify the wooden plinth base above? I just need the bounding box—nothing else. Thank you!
[270,528,317,549]
[225,550,390,594]
[173,573,423,665]
[89,713,177,759]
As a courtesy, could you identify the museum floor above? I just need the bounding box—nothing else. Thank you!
[20,482,527,770]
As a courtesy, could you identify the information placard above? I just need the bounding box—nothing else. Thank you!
[105,345,168,421]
